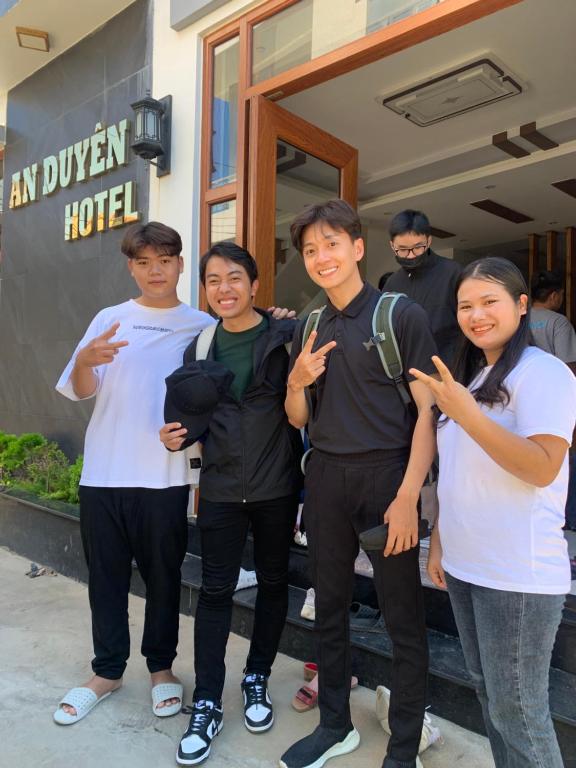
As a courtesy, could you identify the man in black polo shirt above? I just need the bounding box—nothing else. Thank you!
[281,200,437,768]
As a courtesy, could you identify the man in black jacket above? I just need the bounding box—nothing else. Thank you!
[160,242,302,766]
[385,210,461,366]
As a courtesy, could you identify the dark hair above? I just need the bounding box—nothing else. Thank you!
[378,272,394,291]
[531,270,564,302]
[121,221,182,259]
[450,257,530,409]
[290,199,362,254]
[389,210,431,240]
[199,241,258,285]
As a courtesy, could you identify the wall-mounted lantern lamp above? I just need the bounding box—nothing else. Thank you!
[130,94,172,177]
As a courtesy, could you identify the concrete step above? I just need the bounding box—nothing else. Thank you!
[175,552,576,766]
[186,520,576,677]
[183,551,576,763]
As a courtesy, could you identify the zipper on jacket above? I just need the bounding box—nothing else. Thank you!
[240,400,247,502]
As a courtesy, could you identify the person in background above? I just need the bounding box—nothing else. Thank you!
[530,270,576,532]
[378,272,394,292]
[385,210,461,365]
[413,257,576,768]
[530,270,576,367]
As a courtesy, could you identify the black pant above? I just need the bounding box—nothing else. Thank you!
[304,449,428,763]
[79,485,190,679]
[193,494,299,702]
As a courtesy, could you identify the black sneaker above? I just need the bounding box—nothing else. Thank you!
[177,700,223,765]
[280,725,360,768]
[241,672,274,732]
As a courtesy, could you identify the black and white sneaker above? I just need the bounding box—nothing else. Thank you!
[241,673,274,733]
[176,700,223,765]
[280,725,360,768]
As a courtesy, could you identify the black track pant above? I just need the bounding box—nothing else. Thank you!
[304,449,428,764]
[193,494,299,702]
[79,484,189,679]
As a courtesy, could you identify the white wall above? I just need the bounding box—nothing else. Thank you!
[435,247,455,259]
[149,0,256,306]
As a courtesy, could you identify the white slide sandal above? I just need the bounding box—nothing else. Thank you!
[152,682,184,718]
[53,687,113,725]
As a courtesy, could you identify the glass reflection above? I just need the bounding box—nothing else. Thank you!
[210,199,237,244]
[252,0,442,84]
[274,141,339,315]
[212,37,239,187]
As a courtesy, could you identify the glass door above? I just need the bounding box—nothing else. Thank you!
[247,95,358,311]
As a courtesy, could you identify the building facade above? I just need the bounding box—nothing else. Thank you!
[1,0,576,455]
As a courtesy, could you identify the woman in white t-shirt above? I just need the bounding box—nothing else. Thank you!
[410,257,576,768]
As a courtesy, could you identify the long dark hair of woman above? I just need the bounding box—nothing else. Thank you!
[451,256,531,408]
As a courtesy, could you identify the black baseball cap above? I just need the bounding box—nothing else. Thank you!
[164,360,234,443]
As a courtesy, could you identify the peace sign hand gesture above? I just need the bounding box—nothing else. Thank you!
[288,331,337,391]
[409,355,479,425]
[76,322,129,369]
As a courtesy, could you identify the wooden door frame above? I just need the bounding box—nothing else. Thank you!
[198,0,524,305]
[247,95,358,306]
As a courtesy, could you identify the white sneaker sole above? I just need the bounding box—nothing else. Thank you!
[176,721,223,766]
[245,713,274,733]
[278,728,360,768]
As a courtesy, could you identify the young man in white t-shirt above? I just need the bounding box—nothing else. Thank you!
[53,222,214,725]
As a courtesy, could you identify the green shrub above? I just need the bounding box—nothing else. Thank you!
[0,432,46,483]
[0,432,17,454]
[0,431,82,504]
[67,455,83,504]
[21,442,70,496]
[0,432,17,483]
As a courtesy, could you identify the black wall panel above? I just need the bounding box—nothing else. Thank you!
[1,0,151,456]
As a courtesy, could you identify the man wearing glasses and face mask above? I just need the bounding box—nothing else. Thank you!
[385,210,462,366]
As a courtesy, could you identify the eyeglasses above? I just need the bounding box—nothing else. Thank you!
[392,244,428,257]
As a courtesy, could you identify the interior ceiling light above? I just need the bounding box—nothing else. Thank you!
[492,130,530,158]
[378,57,522,127]
[16,26,50,52]
[552,179,576,200]
[430,226,455,239]
[470,199,533,224]
[519,122,558,150]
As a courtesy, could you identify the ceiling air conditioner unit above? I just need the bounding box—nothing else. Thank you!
[379,58,522,127]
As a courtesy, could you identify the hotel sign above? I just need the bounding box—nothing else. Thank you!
[8,119,140,241]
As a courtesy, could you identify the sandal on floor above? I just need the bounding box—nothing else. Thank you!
[303,662,318,682]
[53,687,113,725]
[292,685,318,712]
[292,676,358,713]
[152,682,183,718]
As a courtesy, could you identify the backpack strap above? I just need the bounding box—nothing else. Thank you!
[371,292,413,407]
[195,323,218,360]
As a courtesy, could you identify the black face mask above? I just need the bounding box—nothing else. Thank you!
[395,247,430,271]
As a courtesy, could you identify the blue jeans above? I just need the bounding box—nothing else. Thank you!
[446,572,565,768]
